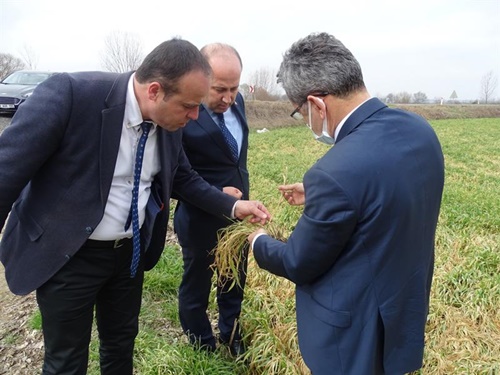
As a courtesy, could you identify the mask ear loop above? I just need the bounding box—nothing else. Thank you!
[307,101,313,131]
[308,98,325,137]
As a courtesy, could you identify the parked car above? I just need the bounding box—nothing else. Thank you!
[0,70,56,113]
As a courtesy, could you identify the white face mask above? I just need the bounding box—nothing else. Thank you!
[308,100,335,145]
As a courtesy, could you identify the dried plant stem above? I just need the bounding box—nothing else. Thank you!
[211,220,287,290]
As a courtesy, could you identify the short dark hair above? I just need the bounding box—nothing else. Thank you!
[135,37,212,98]
[277,32,365,105]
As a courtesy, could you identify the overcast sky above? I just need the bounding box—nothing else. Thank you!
[1,0,499,101]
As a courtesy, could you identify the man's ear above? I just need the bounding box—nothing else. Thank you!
[147,82,162,101]
[307,95,327,119]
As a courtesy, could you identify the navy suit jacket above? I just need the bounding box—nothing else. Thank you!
[253,98,445,374]
[173,93,249,249]
[0,71,237,295]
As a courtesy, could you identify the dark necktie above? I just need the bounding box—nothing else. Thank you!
[125,122,152,278]
[216,112,238,161]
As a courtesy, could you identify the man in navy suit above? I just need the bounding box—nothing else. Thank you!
[174,43,249,356]
[0,38,269,375]
[249,32,445,374]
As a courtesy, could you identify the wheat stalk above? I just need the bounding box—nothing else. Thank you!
[211,220,287,290]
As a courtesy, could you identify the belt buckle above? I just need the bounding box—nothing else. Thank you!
[113,238,125,248]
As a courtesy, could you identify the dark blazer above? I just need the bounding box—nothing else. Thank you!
[0,71,237,295]
[173,93,249,249]
[253,98,445,374]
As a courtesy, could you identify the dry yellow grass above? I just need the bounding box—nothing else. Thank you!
[245,101,500,129]
[212,220,287,290]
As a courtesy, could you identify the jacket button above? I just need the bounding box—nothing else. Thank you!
[85,226,93,234]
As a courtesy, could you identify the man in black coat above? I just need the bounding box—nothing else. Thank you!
[174,43,249,356]
[0,38,268,374]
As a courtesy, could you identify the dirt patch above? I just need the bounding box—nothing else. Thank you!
[392,103,500,121]
[245,101,500,129]
[0,266,43,375]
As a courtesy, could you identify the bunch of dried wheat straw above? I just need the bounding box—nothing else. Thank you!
[211,220,287,290]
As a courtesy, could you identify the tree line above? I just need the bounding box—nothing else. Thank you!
[1,32,498,104]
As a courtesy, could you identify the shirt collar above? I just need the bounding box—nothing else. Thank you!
[125,73,156,129]
[204,104,234,123]
[334,97,372,140]
[204,104,219,117]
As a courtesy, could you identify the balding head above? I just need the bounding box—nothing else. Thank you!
[200,43,243,113]
[200,43,243,69]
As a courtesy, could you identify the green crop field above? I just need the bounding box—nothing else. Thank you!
[46,118,500,374]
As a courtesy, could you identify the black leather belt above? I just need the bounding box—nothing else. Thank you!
[84,238,132,249]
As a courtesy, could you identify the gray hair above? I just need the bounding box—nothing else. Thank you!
[277,32,365,105]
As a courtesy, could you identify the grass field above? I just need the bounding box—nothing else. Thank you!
[20,117,498,374]
[124,117,500,374]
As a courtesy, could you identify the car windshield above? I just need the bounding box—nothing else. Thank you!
[2,71,52,85]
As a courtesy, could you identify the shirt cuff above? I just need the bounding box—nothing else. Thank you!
[231,202,237,219]
[251,233,267,250]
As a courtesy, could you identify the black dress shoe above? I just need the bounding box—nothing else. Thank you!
[228,339,246,357]
[219,337,247,357]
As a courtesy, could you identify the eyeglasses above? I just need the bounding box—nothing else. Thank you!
[289,91,329,120]
[290,103,304,120]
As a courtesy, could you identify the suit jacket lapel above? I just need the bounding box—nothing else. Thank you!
[99,72,133,207]
[232,98,248,132]
[195,95,248,162]
[197,105,235,160]
[336,97,387,144]
[231,97,248,165]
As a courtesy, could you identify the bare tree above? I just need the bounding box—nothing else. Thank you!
[385,93,395,104]
[480,71,498,104]
[239,83,251,99]
[20,44,39,70]
[394,91,412,104]
[100,31,144,73]
[412,91,428,104]
[0,53,26,80]
[247,67,280,101]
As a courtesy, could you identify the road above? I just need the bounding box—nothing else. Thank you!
[0,114,12,133]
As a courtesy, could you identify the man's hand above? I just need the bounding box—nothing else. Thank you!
[234,200,270,224]
[278,183,305,206]
[223,186,243,199]
[248,228,268,249]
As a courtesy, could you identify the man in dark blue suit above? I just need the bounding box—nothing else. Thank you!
[174,43,249,356]
[249,32,445,374]
[0,38,269,374]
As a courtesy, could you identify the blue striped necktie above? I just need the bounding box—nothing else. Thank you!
[216,112,238,161]
[125,121,152,278]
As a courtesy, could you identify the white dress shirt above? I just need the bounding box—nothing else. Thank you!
[90,74,160,240]
[207,105,243,155]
